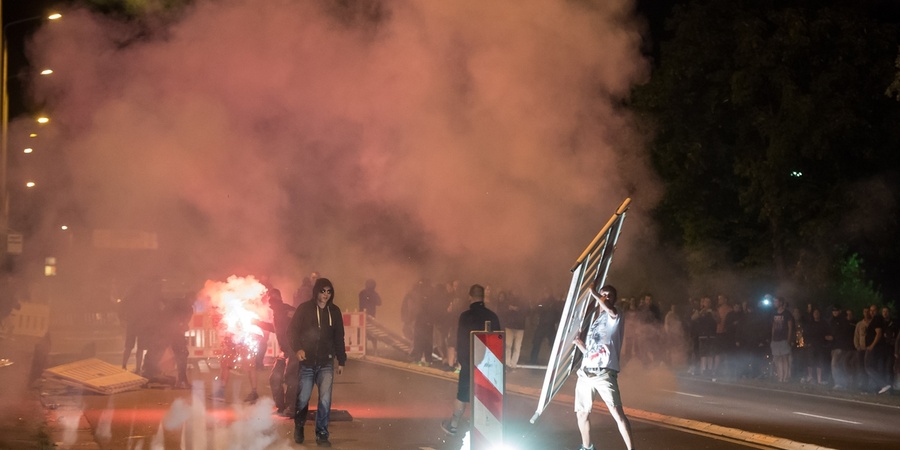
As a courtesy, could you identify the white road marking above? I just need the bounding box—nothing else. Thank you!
[793,411,861,425]
[661,389,704,398]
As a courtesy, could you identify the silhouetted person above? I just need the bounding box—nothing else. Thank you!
[358,279,382,353]
[529,291,562,365]
[441,284,501,436]
[255,289,298,416]
[408,279,437,365]
[120,278,162,372]
[166,294,194,388]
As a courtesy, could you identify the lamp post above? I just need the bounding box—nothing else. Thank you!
[1,7,61,262]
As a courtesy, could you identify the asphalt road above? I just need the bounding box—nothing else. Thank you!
[623,372,900,450]
[42,356,850,450]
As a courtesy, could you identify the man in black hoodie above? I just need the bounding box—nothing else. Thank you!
[289,278,346,447]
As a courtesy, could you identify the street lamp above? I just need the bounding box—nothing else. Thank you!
[1,9,61,260]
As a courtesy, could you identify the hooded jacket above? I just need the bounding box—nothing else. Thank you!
[456,300,501,366]
[289,278,347,367]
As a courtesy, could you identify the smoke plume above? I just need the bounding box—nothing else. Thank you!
[19,0,658,316]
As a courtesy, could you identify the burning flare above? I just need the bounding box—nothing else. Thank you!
[201,275,268,351]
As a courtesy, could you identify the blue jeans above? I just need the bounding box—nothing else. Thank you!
[295,363,334,437]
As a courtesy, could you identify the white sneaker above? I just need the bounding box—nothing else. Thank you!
[878,385,891,394]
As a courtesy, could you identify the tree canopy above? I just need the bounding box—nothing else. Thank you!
[631,0,900,304]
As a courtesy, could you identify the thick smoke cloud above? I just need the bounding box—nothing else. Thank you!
[22,0,658,313]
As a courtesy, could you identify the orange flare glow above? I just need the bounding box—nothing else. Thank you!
[201,275,268,350]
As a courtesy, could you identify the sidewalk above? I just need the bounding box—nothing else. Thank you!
[678,369,900,408]
[0,334,51,450]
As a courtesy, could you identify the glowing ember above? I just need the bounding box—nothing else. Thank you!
[200,275,268,352]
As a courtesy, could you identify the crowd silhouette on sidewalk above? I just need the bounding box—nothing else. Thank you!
[118,271,899,400]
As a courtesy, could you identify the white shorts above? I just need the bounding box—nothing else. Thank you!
[574,368,622,412]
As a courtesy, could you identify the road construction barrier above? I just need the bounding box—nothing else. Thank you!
[0,301,50,337]
[43,358,147,394]
[185,313,222,359]
[184,311,364,361]
[343,311,366,357]
[471,329,505,450]
[184,312,276,362]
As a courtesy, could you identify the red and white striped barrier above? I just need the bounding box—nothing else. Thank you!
[343,311,366,357]
[185,311,366,361]
[470,331,505,449]
[185,313,221,359]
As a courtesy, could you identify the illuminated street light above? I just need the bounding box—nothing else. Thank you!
[2,10,62,257]
[25,181,35,188]
[23,147,32,153]
[36,116,49,124]
[60,225,68,231]
[40,69,53,75]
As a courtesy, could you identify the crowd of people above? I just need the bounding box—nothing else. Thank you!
[397,279,565,371]
[117,271,899,449]
[118,278,193,389]
[612,293,899,395]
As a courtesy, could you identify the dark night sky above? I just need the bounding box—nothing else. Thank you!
[3,0,66,116]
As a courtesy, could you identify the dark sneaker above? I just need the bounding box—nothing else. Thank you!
[244,391,259,403]
[293,424,304,444]
[440,420,457,436]
[316,432,331,447]
[578,445,595,450]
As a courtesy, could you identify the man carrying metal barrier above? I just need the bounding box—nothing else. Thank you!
[572,282,635,450]
[529,198,632,449]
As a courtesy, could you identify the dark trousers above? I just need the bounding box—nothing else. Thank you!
[270,354,299,412]
[865,346,889,390]
[530,326,555,364]
[410,321,434,363]
[830,349,853,387]
[143,334,188,383]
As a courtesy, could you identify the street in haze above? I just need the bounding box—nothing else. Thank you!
[40,355,900,450]
[631,375,900,450]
